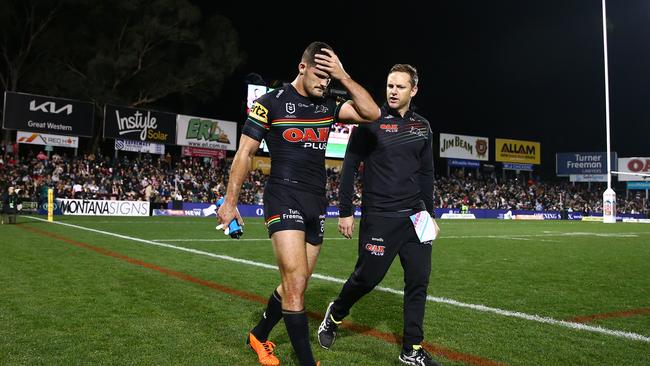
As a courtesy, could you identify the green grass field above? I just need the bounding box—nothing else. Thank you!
[1,216,649,365]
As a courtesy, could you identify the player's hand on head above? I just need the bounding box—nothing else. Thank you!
[315,48,350,81]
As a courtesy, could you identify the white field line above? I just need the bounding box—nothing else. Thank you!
[149,237,565,243]
[66,220,269,225]
[150,237,353,242]
[443,233,642,239]
[149,231,643,242]
[22,215,650,343]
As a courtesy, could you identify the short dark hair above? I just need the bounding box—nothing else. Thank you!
[389,64,418,87]
[302,41,333,66]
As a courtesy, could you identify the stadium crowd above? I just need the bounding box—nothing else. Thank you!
[1,150,648,215]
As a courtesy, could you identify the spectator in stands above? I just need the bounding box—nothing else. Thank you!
[2,150,647,216]
[2,186,20,224]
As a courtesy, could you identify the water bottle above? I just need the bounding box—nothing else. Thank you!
[216,197,243,239]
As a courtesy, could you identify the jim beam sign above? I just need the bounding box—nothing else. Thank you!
[439,133,489,161]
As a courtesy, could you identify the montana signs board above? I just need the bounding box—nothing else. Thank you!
[439,133,489,161]
[495,138,541,164]
[176,115,237,151]
[103,104,176,144]
[56,198,150,216]
[3,91,95,137]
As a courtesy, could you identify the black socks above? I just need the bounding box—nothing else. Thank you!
[283,309,316,366]
[251,290,283,342]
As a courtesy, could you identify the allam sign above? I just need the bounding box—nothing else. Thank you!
[495,138,541,164]
[103,104,176,144]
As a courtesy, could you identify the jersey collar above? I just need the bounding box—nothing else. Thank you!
[381,104,413,119]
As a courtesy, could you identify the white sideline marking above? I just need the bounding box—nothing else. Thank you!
[22,215,650,343]
[152,231,644,243]
[150,238,354,242]
[443,232,641,239]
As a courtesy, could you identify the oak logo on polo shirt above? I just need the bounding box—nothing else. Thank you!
[380,123,398,133]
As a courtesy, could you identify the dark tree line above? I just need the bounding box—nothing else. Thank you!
[1,0,244,150]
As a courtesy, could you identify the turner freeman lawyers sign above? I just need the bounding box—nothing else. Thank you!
[556,152,617,176]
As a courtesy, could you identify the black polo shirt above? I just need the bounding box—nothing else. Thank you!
[338,106,434,217]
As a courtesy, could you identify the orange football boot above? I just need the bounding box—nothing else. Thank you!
[246,332,280,366]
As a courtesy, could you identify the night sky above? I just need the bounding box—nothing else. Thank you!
[201,1,650,179]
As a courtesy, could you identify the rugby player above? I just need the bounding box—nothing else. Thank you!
[217,41,380,366]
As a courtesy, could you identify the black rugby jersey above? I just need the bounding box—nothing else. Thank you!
[338,106,434,217]
[242,84,345,194]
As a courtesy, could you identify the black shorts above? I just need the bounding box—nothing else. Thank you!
[263,182,328,245]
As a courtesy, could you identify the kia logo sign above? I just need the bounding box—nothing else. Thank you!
[627,159,650,172]
[29,100,73,115]
[3,92,94,137]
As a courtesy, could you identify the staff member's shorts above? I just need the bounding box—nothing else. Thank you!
[263,182,328,245]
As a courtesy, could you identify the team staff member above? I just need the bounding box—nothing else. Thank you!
[317,64,441,366]
[218,41,380,366]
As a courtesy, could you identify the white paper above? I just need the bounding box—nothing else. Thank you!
[409,210,439,242]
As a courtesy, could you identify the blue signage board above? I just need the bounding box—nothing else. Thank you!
[556,152,617,176]
[152,203,647,221]
[448,158,481,168]
[627,182,650,190]
[503,163,533,171]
